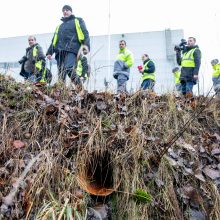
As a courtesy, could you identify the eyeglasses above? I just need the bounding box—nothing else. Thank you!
[28,39,34,41]
[119,44,125,46]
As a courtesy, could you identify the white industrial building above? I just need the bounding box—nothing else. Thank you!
[0,29,184,93]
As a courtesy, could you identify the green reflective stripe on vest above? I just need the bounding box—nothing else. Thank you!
[35,61,43,71]
[52,25,61,47]
[142,60,155,81]
[181,48,197,67]
[33,46,38,57]
[76,60,88,79]
[212,64,220,78]
[32,45,43,71]
[174,71,181,84]
[76,60,83,76]
[75,18,84,43]
[39,68,47,83]
[52,18,84,47]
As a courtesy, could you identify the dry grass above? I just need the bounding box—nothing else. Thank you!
[0,74,220,219]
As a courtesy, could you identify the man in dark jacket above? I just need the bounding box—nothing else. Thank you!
[19,36,46,82]
[176,37,201,96]
[46,5,90,84]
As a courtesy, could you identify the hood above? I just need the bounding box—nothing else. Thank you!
[61,14,75,22]
[143,58,150,64]
[26,43,38,52]
[185,45,199,52]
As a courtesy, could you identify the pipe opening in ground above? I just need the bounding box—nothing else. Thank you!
[79,151,115,196]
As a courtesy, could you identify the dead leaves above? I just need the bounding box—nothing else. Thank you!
[12,140,26,149]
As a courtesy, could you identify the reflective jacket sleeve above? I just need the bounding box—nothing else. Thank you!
[193,49,201,75]
[78,18,90,50]
[125,52,134,68]
[143,61,155,74]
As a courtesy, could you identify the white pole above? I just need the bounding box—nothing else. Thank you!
[107,0,111,83]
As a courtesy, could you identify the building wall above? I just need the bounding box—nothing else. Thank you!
[0,29,184,93]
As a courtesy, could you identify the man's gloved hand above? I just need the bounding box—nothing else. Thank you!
[124,62,129,69]
[193,75,198,80]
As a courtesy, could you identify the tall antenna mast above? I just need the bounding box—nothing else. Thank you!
[107,0,111,83]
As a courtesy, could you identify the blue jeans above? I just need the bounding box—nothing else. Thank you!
[175,83,182,92]
[141,79,155,90]
[181,81,194,95]
[24,73,39,83]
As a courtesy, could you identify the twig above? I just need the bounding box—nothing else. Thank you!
[0,151,44,216]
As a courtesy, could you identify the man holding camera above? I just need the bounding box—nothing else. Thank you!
[19,36,46,83]
[175,37,201,96]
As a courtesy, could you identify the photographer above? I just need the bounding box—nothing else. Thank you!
[19,36,46,83]
[175,37,201,96]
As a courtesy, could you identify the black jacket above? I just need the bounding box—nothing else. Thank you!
[176,45,201,82]
[47,15,90,56]
[19,43,45,78]
[143,59,155,74]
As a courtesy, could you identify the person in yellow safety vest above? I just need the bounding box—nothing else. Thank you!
[46,5,90,84]
[113,40,134,93]
[175,37,201,96]
[138,54,155,91]
[211,59,220,97]
[76,46,90,84]
[172,67,182,92]
[19,36,48,83]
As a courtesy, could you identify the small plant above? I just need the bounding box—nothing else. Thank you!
[133,188,152,203]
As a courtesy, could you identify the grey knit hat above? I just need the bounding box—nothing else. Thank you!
[172,67,179,73]
[211,59,219,66]
[62,5,72,12]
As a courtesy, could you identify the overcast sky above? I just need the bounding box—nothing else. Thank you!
[0,0,220,57]
[0,0,220,90]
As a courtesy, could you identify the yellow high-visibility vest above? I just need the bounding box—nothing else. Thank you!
[181,48,198,67]
[142,60,155,81]
[212,64,220,78]
[52,18,84,47]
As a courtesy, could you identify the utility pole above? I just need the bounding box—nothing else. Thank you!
[107,0,111,85]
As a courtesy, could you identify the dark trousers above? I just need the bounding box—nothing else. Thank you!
[181,81,194,95]
[55,51,80,84]
[141,79,155,90]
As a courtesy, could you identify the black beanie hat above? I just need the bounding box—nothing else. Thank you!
[62,5,72,12]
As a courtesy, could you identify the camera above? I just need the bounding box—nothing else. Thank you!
[174,39,187,52]
[18,56,27,64]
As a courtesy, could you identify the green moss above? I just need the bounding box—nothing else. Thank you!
[133,188,152,204]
